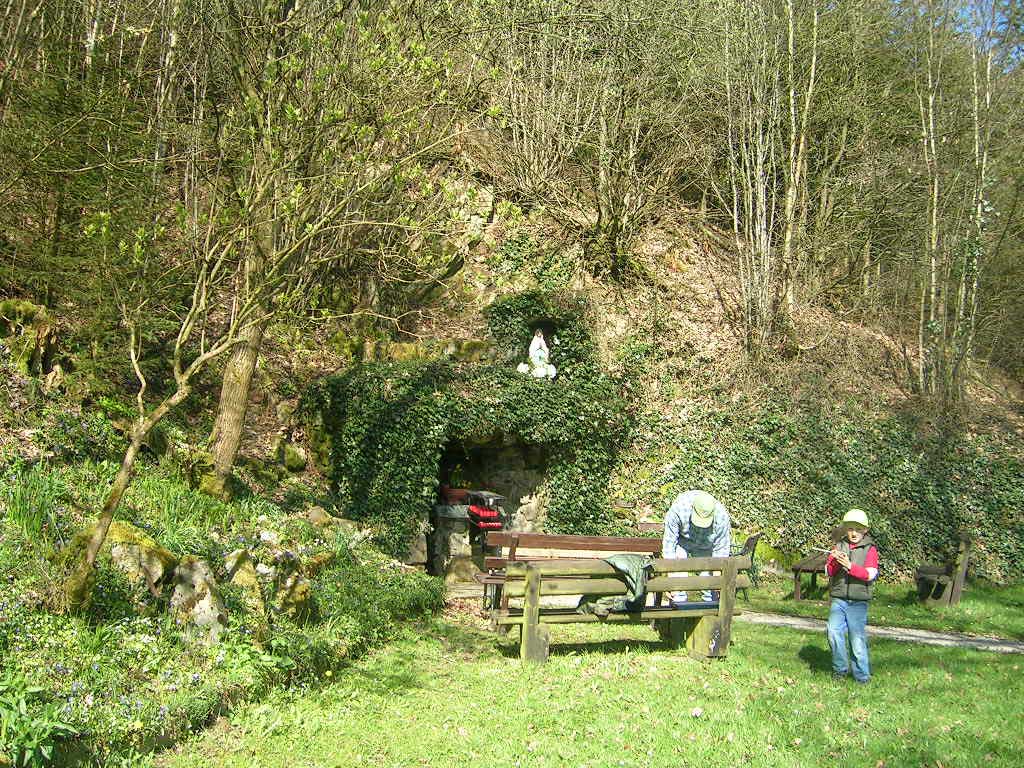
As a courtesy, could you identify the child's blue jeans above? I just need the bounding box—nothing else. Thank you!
[827,598,870,682]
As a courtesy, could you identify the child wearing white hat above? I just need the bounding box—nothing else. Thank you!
[825,508,880,683]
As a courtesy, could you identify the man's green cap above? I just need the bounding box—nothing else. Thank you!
[691,491,718,528]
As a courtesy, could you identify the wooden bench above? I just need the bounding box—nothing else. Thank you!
[916,535,973,607]
[493,554,751,663]
[792,551,828,600]
[477,532,663,612]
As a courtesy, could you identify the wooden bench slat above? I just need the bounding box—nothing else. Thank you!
[502,573,753,598]
[504,555,750,575]
[915,564,949,577]
[485,532,661,551]
[494,606,727,625]
[485,555,603,569]
[793,553,828,571]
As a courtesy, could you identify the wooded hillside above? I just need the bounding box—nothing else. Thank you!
[3,3,1024,763]
[2,0,1023,577]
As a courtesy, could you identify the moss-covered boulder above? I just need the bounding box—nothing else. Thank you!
[274,572,312,622]
[388,342,429,361]
[241,453,287,486]
[107,522,178,588]
[275,441,307,473]
[445,339,494,362]
[64,520,177,594]
[170,556,228,644]
[0,298,57,376]
[224,548,267,633]
[302,551,335,578]
[304,505,334,527]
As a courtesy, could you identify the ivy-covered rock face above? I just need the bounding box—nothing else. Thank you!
[304,291,632,556]
[484,290,599,378]
[614,398,1024,583]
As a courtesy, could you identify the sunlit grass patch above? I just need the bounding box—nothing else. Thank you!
[156,619,1024,768]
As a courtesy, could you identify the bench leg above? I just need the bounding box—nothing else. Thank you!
[688,559,736,660]
[656,617,694,650]
[793,571,802,601]
[917,577,950,607]
[688,616,726,660]
[520,564,548,663]
[521,623,550,663]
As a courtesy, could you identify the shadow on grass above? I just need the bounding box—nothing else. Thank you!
[427,618,506,656]
[896,589,921,606]
[308,621,503,705]
[789,636,943,680]
[339,646,428,698]
[797,643,832,673]
[496,636,667,659]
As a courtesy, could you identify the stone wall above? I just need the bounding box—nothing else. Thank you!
[422,437,550,582]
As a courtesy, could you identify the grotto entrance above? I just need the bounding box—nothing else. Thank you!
[428,436,548,580]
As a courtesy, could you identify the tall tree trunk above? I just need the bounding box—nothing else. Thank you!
[204,318,267,498]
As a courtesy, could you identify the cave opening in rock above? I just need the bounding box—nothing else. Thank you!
[428,435,548,579]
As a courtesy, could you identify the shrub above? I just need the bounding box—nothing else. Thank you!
[0,670,76,767]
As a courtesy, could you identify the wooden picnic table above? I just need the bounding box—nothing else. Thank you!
[792,551,828,600]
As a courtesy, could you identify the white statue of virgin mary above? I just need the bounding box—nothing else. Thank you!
[519,329,556,379]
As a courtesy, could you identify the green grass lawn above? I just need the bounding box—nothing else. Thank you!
[745,575,1024,639]
[154,615,1024,768]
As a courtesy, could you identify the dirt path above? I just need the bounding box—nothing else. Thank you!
[737,611,1024,654]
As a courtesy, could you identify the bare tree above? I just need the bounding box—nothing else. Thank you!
[904,0,998,402]
[200,0,467,498]
[480,0,690,277]
[716,0,788,356]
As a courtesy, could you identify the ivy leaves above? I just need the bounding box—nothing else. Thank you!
[306,346,630,554]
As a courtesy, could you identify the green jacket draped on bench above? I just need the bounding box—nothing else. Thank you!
[576,554,653,616]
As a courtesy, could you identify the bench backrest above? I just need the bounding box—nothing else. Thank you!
[483,531,661,570]
[635,524,762,554]
[485,532,662,552]
[501,555,752,598]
